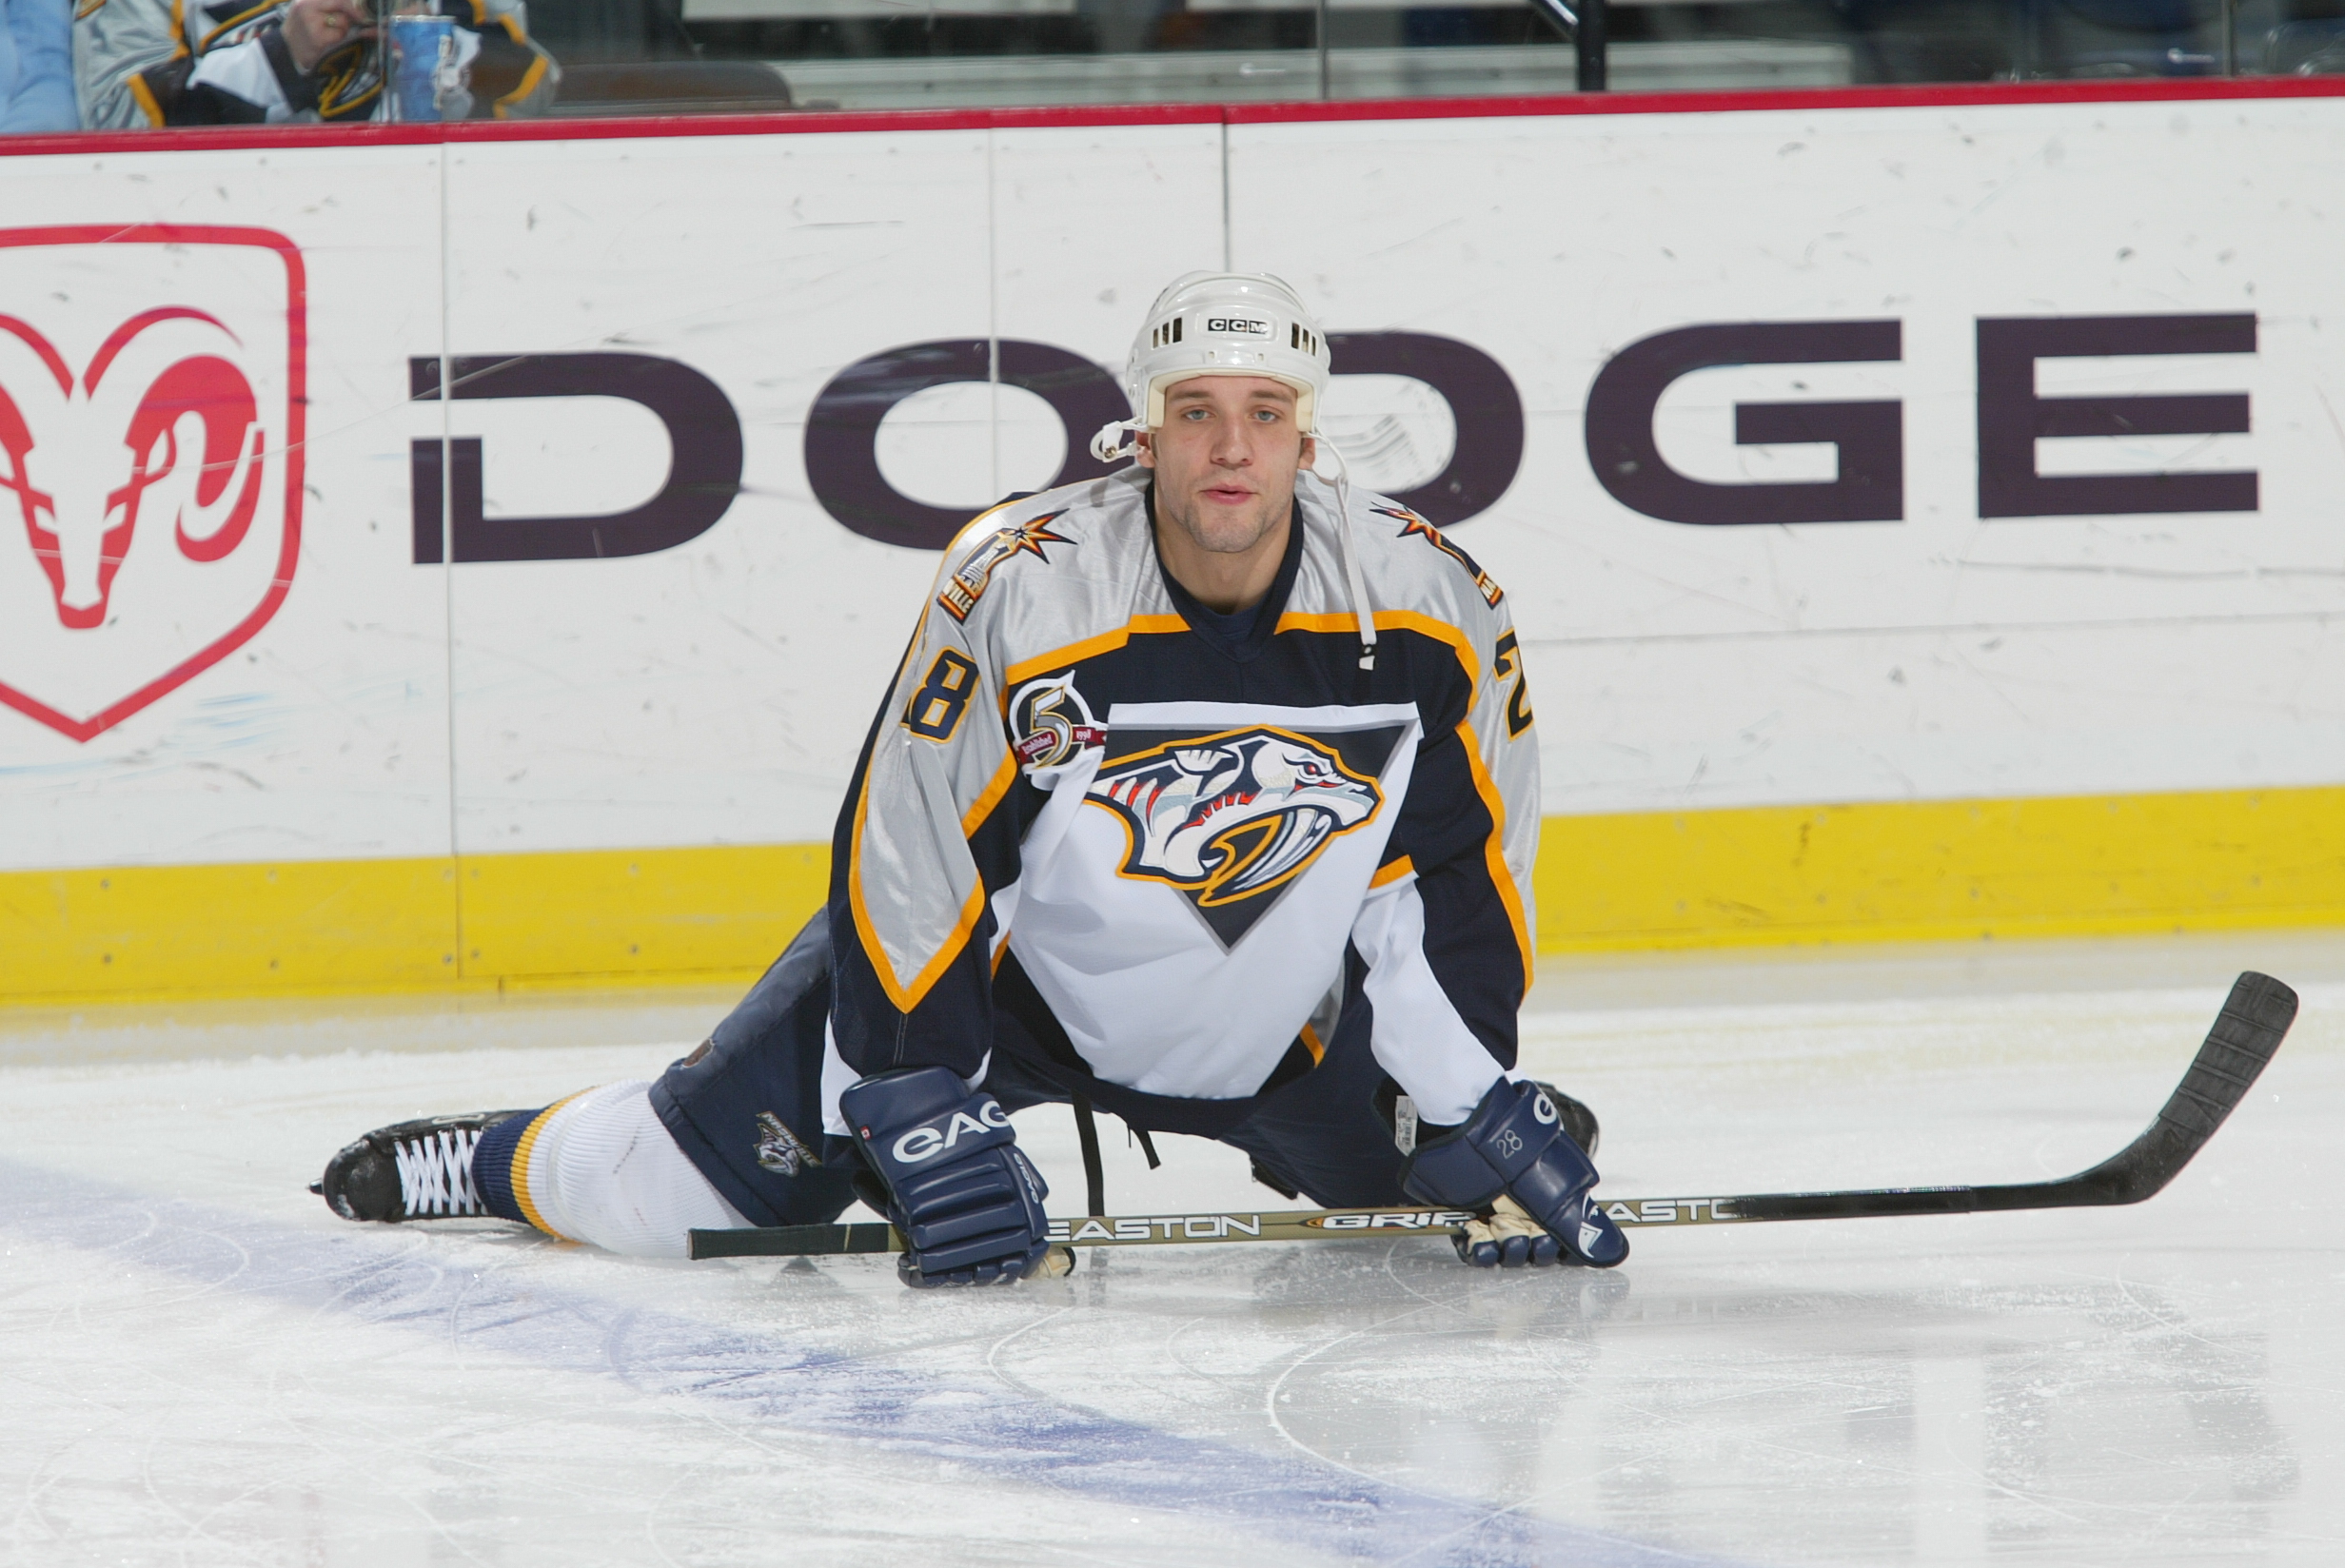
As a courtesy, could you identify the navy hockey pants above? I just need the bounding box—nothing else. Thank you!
[648,910,1414,1227]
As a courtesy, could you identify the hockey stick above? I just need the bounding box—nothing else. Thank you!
[688,970,2296,1261]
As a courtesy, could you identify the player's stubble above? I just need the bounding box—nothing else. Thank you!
[1138,374,1316,615]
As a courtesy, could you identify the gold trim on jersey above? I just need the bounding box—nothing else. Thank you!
[128,72,167,126]
[1270,609,1484,691]
[196,0,277,54]
[1000,615,1191,694]
[846,763,992,1014]
[1459,718,1534,993]
[510,1092,588,1239]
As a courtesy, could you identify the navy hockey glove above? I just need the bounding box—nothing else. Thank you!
[838,1067,1054,1289]
[1400,1078,1629,1269]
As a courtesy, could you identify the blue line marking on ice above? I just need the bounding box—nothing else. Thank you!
[2,1158,1752,1568]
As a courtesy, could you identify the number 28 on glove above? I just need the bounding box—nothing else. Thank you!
[1400,1078,1629,1269]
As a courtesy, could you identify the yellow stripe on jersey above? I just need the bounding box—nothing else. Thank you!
[1000,615,1191,694]
[1271,610,1484,692]
[1458,719,1534,995]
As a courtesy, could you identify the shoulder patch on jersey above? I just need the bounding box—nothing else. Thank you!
[938,511,1074,622]
[1086,723,1406,947]
[1009,674,1107,770]
[1374,505,1503,608]
[753,1111,817,1176]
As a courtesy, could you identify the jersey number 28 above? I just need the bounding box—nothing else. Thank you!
[904,649,980,740]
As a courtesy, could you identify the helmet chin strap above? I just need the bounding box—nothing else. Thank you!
[1093,418,1375,673]
[1090,419,1144,464]
[1309,434,1376,672]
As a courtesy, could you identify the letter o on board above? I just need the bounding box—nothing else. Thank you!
[1325,332,1523,529]
[805,341,1128,551]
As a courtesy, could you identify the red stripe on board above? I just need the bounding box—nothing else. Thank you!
[1223,73,2345,124]
[3,73,2341,160]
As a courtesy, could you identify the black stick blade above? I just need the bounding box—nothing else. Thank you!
[2055,970,2297,1205]
[1667,970,2296,1225]
[2157,970,2297,1141]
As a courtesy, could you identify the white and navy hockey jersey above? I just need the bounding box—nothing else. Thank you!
[822,465,1539,1135]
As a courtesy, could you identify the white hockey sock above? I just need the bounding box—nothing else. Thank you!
[519,1080,749,1258]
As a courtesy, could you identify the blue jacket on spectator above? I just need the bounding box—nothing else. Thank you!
[1,0,76,132]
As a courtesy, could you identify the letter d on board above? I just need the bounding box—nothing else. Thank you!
[410,353,743,563]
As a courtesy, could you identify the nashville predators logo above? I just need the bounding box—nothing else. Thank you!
[1086,724,1401,945]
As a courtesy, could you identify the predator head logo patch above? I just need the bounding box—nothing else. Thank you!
[754,1111,816,1177]
[1085,723,1403,945]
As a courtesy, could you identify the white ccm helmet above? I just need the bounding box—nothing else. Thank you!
[1090,272,1334,462]
[1090,271,1379,672]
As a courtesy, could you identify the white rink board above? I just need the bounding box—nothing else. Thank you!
[1,95,2342,873]
[1229,97,2345,813]
[437,123,1226,855]
[440,127,995,854]
[0,146,450,872]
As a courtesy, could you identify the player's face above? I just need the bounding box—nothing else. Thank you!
[1138,376,1315,558]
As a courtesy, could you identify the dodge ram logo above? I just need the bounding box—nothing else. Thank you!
[0,226,304,742]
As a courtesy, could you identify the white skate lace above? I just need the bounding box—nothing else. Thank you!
[395,1127,484,1217]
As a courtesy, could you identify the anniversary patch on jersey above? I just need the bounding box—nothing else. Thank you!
[1086,723,1406,946]
[1008,673,1107,770]
[937,512,1073,622]
[1375,505,1503,608]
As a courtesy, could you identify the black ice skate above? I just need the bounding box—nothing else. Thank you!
[311,1110,531,1222]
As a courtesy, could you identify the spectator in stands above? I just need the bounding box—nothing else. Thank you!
[2,0,76,131]
[76,0,557,127]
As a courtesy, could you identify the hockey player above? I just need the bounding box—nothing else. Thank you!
[74,0,554,127]
[316,273,1628,1285]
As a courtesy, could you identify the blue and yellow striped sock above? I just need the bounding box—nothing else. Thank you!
[472,1108,542,1225]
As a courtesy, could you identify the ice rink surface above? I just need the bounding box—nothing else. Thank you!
[5,932,2341,1567]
